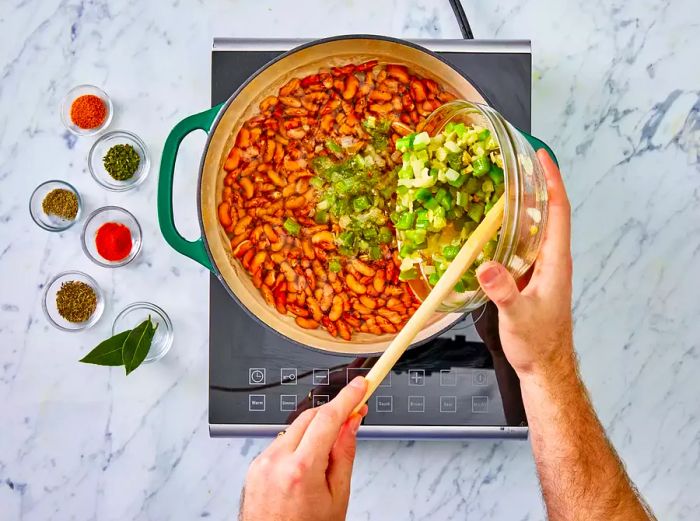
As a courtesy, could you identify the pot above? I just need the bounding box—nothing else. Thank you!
[157,35,492,355]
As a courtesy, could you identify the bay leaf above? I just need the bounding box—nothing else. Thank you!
[80,330,130,366]
[123,317,158,375]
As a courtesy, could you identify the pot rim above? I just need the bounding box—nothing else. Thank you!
[197,34,491,356]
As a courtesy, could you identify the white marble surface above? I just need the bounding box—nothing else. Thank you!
[1,0,699,519]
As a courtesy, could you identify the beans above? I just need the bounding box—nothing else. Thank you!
[224,148,242,171]
[346,274,367,295]
[218,202,232,228]
[311,230,334,245]
[386,64,409,83]
[359,295,377,310]
[219,60,455,340]
[250,251,267,274]
[240,178,254,199]
[329,295,343,321]
[351,259,375,277]
[295,317,319,329]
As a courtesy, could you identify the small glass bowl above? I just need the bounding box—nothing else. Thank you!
[81,206,142,268]
[112,302,173,363]
[42,271,105,331]
[29,180,82,232]
[88,130,150,191]
[60,84,113,136]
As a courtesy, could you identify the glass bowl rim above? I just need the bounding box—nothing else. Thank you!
[60,84,113,136]
[29,179,83,232]
[111,301,174,362]
[80,205,143,268]
[87,129,150,192]
[42,270,105,332]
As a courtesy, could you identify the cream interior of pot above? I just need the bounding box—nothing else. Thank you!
[200,38,487,355]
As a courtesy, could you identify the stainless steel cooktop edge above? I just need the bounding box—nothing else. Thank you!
[213,38,531,54]
[210,424,529,440]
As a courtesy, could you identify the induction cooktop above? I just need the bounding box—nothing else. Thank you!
[209,38,531,439]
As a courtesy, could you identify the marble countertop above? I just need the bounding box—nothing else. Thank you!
[1,0,699,519]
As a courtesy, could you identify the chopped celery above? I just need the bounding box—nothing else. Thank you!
[468,203,485,222]
[325,139,343,155]
[488,165,504,185]
[399,268,418,281]
[395,212,416,230]
[283,218,301,236]
[378,226,393,244]
[353,195,371,212]
[442,244,460,261]
[329,259,342,273]
[472,156,491,177]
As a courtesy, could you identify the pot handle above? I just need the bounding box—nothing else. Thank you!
[158,104,223,271]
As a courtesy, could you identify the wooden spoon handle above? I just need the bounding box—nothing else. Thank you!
[352,195,505,415]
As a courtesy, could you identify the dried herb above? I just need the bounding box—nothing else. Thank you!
[103,144,140,181]
[42,189,78,220]
[79,330,130,366]
[56,281,96,322]
[122,317,157,375]
[79,316,158,375]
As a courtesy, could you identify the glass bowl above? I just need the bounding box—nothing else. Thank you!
[60,84,113,136]
[88,130,150,191]
[42,271,105,331]
[81,206,142,268]
[112,302,173,363]
[29,180,82,232]
[407,100,550,313]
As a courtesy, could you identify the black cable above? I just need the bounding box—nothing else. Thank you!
[448,0,474,39]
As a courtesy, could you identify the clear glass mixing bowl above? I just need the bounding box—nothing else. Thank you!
[407,100,550,312]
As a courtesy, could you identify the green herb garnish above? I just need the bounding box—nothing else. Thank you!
[103,143,141,181]
[80,316,158,375]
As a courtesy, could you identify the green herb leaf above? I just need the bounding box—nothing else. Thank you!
[122,317,158,375]
[80,330,131,366]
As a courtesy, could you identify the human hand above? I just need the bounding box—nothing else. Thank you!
[475,149,574,380]
[240,377,368,521]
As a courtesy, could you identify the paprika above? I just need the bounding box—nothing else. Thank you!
[70,94,107,129]
[95,222,133,262]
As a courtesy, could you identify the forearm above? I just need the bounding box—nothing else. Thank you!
[520,349,653,521]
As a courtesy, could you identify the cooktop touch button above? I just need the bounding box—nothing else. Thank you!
[439,396,457,413]
[248,395,266,412]
[313,369,330,386]
[249,368,266,385]
[281,368,297,385]
[408,369,425,386]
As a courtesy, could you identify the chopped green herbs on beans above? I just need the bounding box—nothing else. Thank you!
[395,122,505,292]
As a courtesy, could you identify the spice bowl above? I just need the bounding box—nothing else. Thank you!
[60,84,113,137]
[42,271,105,331]
[112,302,173,364]
[29,180,82,232]
[88,130,150,191]
[81,206,142,268]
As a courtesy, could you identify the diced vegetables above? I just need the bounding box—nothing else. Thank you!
[394,122,506,289]
[284,217,301,236]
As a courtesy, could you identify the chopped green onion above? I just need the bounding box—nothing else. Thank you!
[395,212,416,230]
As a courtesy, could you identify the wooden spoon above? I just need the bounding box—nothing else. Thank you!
[352,195,505,415]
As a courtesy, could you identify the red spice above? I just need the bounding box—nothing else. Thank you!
[95,222,132,261]
[70,94,107,129]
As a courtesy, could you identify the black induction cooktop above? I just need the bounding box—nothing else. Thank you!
[209,38,531,439]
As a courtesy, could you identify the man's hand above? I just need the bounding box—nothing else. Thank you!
[476,150,654,520]
[476,149,575,381]
[240,377,368,521]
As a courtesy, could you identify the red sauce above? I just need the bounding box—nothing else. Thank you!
[95,222,132,261]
